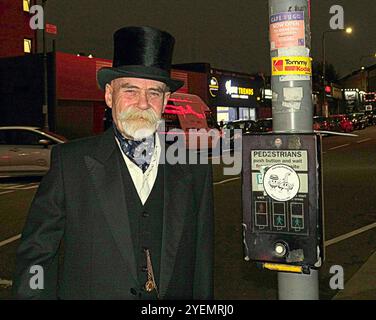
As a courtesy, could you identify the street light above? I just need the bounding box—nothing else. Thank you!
[321,27,353,117]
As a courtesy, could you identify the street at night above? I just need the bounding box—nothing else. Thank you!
[214,126,376,300]
[1,127,376,300]
[1,0,376,305]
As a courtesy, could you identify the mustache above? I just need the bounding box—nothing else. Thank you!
[118,106,159,124]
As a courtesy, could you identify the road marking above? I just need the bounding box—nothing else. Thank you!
[328,144,350,151]
[0,183,39,192]
[213,177,241,185]
[0,184,18,188]
[11,182,37,188]
[208,149,232,160]
[0,190,15,196]
[19,185,39,190]
[356,138,372,144]
[0,234,21,248]
[325,221,376,247]
[0,279,13,288]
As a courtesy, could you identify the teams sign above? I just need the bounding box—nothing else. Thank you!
[209,73,261,107]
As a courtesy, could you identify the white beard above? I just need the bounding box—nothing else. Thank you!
[117,106,161,140]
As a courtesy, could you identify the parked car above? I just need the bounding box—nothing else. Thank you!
[327,118,342,132]
[0,126,68,177]
[223,119,258,133]
[221,120,257,150]
[347,113,367,130]
[328,115,354,133]
[254,118,273,132]
[313,116,330,131]
[364,110,376,126]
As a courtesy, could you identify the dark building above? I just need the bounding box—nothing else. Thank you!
[0,52,112,138]
[0,0,38,58]
[0,52,209,138]
[0,53,52,127]
[339,63,376,112]
[173,63,265,122]
[0,1,267,137]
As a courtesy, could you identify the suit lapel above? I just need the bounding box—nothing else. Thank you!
[84,129,138,284]
[84,130,193,296]
[158,142,193,298]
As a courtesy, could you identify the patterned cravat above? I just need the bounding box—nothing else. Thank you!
[113,124,155,172]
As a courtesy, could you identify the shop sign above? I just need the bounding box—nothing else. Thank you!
[332,86,343,100]
[263,89,272,100]
[225,80,254,100]
[344,90,357,101]
[209,72,262,107]
[272,56,312,76]
[365,92,376,102]
[209,77,219,97]
[46,23,58,35]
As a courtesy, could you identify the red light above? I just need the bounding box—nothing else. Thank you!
[325,86,331,93]
[164,104,205,119]
[168,98,193,103]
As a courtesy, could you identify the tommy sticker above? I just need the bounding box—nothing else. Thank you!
[263,164,300,201]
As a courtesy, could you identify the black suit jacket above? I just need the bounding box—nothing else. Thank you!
[13,128,214,300]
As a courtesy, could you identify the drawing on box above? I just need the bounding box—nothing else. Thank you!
[267,172,294,193]
[268,174,280,189]
[263,164,300,202]
[277,172,294,192]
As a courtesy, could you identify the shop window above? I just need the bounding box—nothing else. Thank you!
[24,39,32,53]
[23,0,31,12]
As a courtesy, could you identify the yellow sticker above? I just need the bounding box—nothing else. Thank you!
[272,56,312,76]
[263,263,303,273]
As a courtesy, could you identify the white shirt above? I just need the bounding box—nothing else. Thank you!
[115,134,161,205]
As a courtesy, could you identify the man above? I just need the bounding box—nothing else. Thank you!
[13,26,214,300]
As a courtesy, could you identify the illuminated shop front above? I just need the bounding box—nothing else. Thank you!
[208,70,262,123]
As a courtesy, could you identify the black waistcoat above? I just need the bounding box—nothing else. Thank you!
[118,150,164,300]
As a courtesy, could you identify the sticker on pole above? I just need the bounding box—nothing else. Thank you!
[272,57,312,76]
[270,11,305,50]
[263,164,300,202]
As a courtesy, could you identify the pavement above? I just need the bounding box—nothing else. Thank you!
[333,249,376,300]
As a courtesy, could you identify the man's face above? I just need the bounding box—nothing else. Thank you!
[105,77,171,140]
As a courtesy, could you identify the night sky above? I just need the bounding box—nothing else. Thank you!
[43,0,376,78]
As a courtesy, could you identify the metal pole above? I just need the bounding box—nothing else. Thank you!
[278,271,319,300]
[269,0,319,300]
[269,0,313,133]
[42,0,49,130]
[322,32,327,117]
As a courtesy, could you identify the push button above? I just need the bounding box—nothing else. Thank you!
[274,242,287,257]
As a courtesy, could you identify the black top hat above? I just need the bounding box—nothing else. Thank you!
[97,26,184,92]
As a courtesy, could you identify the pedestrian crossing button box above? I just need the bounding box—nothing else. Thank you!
[242,134,324,269]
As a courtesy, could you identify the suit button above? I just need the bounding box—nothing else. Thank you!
[141,266,147,272]
[142,211,149,217]
[130,288,137,296]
